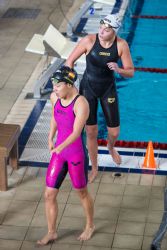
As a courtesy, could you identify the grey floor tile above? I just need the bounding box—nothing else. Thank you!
[63,204,85,218]
[119,208,147,222]
[142,236,153,250]
[2,212,33,226]
[55,229,83,245]
[89,171,103,183]
[59,217,116,234]
[87,182,100,195]
[56,191,70,204]
[7,73,30,83]
[161,239,167,250]
[121,196,149,209]
[25,227,48,242]
[31,213,62,227]
[0,214,5,224]
[19,176,45,191]
[152,175,167,187]
[147,210,164,223]
[127,173,141,185]
[95,206,119,221]
[111,249,136,250]
[150,186,165,199]
[51,243,81,250]
[98,183,125,195]
[7,200,38,214]
[116,221,145,236]
[13,189,42,201]
[24,167,40,177]
[58,216,85,230]
[81,247,110,250]
[0,239,22,250]
[144,222,161,236]
[101,173,115,183]
[149,198,164,211]
[113,173,128,184]
[0,189,16,200]
[94,219,116,234]
[35,202,66,216]
[95,194,122,207]
[37,168,47,177]
[30,214,47,227]
[124,184,151,197]
[0,200,11,213]
[140,174,153,186]
[0,225,27,240]
[21,241,51,250]
[83,232,113,248]
[112,234,143,249]
[67,192,89,204]
[34,202,45,215]
[60,180,72,192]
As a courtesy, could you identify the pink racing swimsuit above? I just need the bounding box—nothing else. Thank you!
[46,95,88,189]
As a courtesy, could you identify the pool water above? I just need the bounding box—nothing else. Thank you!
[98,0,167,143]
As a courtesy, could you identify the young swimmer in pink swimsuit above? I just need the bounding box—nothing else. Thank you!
[37,66,95,246]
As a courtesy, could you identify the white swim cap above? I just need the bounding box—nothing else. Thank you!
[100,14,122,33]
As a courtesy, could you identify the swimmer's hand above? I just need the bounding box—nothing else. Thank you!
[51,145,63,155]
[48,139,54,152]
[107,62,120,73]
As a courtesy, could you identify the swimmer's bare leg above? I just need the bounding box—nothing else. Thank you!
[76,187,95,241]
[86,125,98,183]
[107,126,121,165]
[37,187,58,246]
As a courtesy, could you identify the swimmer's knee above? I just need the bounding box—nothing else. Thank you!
[86,126,98,139]
[108,127,120,139]
[77,188,88,200]
[44,188,58,202]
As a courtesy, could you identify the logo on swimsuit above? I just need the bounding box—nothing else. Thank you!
[71,161,81,166]
[108,97,115,103]
[57,109,66,115]
[99,52,111,56]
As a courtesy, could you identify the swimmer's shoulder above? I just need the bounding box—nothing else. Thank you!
[80,34,96,47]
[117,36,130,54]
[50,92,58,106]
[74,95,89,111]
[117,36,129,48]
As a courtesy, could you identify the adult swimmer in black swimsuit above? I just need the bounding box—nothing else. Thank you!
[66,14,134,183]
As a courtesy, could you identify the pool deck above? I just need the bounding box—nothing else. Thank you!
[0,0,167,250]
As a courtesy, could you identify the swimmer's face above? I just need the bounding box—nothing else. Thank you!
[52,81,71,98]
[98,24,115,40]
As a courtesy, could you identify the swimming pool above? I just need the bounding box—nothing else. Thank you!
[98,0,167,143]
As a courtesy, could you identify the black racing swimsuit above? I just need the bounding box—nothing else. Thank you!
[79,34,120,127]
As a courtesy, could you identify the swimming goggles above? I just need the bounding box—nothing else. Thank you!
[100,19,117,29]
[51,78,60,86]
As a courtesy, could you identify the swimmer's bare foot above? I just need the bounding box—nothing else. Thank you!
[88,170,98,183]
[108,146,121,165]
[36,232,57,246]
[77,225,95,241]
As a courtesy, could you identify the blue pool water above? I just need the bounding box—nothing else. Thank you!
[98,0,167,143]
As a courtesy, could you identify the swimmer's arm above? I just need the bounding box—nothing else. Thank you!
[65,36,89,68]
[107,40,134,78]
[117,40,134,77]
[48,93,57,147]
[118,41,134,77]
[52,97,89,153]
